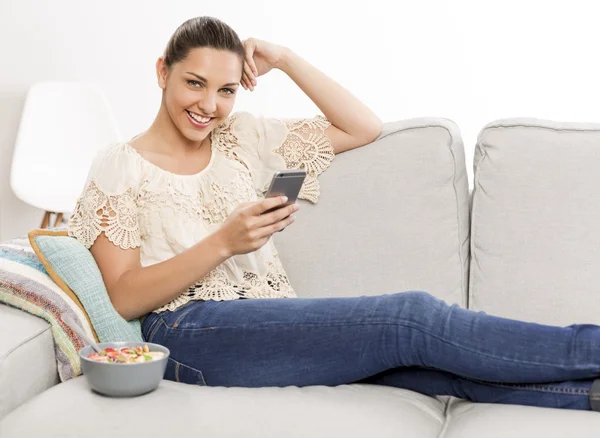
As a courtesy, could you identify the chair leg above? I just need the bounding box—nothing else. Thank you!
[53,213,64,227]
[41,211,51,228]
[41,211,65,228]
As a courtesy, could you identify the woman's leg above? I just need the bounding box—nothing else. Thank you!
[360,367,595,411]
[142,291,600,409]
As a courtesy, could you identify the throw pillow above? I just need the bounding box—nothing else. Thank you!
[28,229,143,345]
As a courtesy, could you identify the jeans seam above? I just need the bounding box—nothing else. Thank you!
[142,314,159,340]
[376,318,596,371]
[146,317,166,343]
[165,325,218,332]
[468,379,591,395]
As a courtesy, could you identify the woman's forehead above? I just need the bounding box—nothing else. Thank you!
[176,47,242,81]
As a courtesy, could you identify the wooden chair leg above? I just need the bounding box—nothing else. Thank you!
[53,213,64,227]
[41,211,51,228]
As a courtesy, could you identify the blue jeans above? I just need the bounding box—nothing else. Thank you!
[141,291,600,411]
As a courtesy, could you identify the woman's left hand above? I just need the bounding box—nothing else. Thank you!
[241,38,288,91]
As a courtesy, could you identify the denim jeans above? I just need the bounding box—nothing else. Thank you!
[141,291,600,411]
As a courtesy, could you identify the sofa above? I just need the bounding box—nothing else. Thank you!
[2,116,600,437]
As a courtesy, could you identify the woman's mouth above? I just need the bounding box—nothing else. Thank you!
[186,110,213,128]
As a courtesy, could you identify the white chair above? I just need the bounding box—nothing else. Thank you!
[11,81,122,228]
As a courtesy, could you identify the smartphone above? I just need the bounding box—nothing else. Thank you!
[262,169,307,214]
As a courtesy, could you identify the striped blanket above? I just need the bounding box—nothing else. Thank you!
[0,235,96,381]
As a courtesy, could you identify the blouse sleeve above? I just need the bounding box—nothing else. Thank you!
[68,145,142,250]
[227,111,335,203]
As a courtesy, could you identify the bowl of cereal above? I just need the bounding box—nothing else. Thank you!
[78,342,170,397]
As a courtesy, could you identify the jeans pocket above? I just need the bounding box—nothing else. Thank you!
[165,357,207,386]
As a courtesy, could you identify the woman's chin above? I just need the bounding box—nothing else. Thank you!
[180,127,212,143]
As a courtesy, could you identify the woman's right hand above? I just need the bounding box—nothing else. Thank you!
[215,196,299,257]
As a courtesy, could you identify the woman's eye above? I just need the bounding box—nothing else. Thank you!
[221,88,235,95]
[187,80,203,88]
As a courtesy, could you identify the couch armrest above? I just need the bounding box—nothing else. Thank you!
[0,303,59,420]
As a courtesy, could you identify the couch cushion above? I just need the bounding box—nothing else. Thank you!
[0,377,446,438]
[443,398,600,437]
[28,229,143,342]
[470,118,600,325]
[274,118,470,306]
[0,304,59,420]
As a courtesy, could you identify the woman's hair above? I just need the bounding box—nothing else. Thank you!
[164,16,245,68]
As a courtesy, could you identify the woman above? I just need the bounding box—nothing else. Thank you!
[69,16,600,411]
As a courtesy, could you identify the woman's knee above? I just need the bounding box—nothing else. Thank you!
[395,290,438,306]
[387,290,446,319]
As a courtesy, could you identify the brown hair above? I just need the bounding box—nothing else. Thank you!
[164,17,245,68]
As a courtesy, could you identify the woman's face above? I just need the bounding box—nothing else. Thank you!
[158,47,243,143]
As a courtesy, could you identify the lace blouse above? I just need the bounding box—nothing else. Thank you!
[68,111,335,312]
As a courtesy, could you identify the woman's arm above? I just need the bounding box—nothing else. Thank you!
[90,196,295,321]
[241,39,383,154]
[91,232,230,321]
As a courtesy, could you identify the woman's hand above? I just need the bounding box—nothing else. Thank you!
[215,196,299,257]
[241,38,289,91]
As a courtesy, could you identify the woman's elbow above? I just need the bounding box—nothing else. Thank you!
[367,120,383,143]
[360,119,383,146]
[107,284,139,321]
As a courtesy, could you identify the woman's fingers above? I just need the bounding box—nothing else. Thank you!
[257,203,298,229]
[256,213,295,239]
[242,72,253,91]
[246,50,259,77]
[243,62,256,88]
[243,41,258,77]
[250,196,288,216]
[244,61,255,82]
[243,39,258,71]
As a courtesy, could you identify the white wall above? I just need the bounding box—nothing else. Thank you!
[2,0,600,240]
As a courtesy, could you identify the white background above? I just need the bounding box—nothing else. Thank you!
[1,0,600,240]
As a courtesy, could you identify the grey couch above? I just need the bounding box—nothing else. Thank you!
[2,116,600,437]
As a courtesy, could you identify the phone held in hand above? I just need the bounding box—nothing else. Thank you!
[262,169,306,214]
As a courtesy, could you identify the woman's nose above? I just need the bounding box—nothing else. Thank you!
[198,92,217,114]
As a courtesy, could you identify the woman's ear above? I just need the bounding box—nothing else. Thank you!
[156,57,168,89]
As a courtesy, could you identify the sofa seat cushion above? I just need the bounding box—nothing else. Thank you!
[0,377,446,438]
[443,398,600,437]
[0,304,59,420]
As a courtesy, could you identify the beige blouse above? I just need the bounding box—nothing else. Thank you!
[68,111,335,312]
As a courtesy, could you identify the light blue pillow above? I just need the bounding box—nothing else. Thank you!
[30,232,143,343]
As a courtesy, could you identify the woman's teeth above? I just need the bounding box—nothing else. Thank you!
[187,111,211,123]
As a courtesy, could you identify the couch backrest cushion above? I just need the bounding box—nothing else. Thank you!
[274,118,470,307]
[470,118,600,325]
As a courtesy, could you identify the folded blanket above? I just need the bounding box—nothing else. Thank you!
[0,235,95,381]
